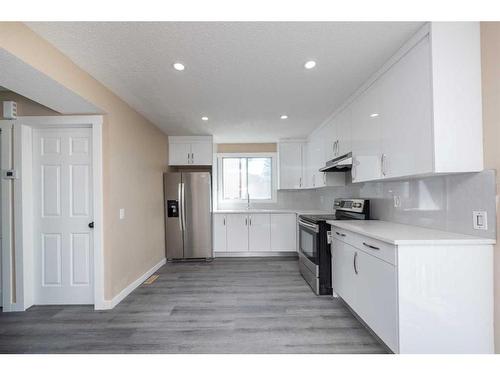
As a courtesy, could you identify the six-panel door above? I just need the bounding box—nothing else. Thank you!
[33,128,94,305]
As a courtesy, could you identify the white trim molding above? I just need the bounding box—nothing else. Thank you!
[98,258,166,310]
[0,115,105,311]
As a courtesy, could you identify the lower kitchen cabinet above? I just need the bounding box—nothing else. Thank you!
[270,214,297,251]
[331,224,494,354]
[248,214,271,251]
[213,214,227,252]
[213,212,297,254]
[225,214,249,252]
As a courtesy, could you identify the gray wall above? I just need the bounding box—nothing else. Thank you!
[315,170,497,239]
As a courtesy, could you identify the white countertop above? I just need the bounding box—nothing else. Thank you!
[326,220,496,246]
[213,209,331,215]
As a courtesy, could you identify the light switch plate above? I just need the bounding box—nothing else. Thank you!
[119,208,125,220]
[473,211,487,230]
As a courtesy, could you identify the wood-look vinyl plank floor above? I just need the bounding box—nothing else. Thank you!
[0,257,387,354]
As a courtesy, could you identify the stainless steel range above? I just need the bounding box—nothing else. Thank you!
[298,198,369,295]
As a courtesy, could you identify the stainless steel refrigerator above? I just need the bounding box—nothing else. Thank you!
[164,172,213,260]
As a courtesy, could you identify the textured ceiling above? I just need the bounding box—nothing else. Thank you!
[27,22,424,142]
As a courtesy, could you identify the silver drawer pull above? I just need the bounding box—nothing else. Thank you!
[363,242,380,250]
[335,231,346,237]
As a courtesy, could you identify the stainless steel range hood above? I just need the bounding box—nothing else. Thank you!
[319,152,352,172]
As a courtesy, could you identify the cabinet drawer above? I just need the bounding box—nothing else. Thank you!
[331,226,396,266]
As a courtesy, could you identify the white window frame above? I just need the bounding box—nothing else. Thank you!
[216,152,277,205]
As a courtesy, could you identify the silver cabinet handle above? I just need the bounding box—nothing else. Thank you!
[245,217,248,226]
[249,216,252,226]
[353,252,358,275]
[363,242,380,251]
[187,153,191,164]
[381,153,387,176]
[191,152,194,163]
[299,177,302,188]
[335,231,346,237]
[223,217,226,226]
[335,140,339,156]
[351,156,357,180]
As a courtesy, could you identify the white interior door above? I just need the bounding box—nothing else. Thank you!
[33,128,94,304]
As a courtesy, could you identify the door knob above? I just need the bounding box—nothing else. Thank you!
[88,222,94,229]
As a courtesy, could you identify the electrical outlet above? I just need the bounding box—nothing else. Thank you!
[119,208,125,220]
[393,195,401,208]
[473,211,487,230]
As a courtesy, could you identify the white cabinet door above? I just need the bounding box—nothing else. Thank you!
[213,214,227,252]
[380,36,433,179]
[331,239,359,310]
[248,214,271,251]
[226,214,249,252]
[351,82,382,183]
[356,249,398,352]
[336,107,352,157]
[278,142,304,189]
[270,214,297,251]
[191,142,213,166]
[324,118,338,161]
[169,142,191,166]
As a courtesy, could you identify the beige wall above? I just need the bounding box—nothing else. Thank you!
[0,90,59,117]
[481,22,500,353]
[0,23,168,300]
[217,143,277,153]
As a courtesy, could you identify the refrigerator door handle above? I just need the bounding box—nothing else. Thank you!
[181,182,187,232]
[178,182,183,231]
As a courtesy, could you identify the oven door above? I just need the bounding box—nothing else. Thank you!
[298,219,320,265]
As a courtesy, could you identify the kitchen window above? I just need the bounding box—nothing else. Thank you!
[217,153,277,203]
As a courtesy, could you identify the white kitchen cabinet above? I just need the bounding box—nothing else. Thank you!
[379,35,433,179]
[270,213,297,251]
[213,214,227,252]
[336,108,352,157]
[331,239,359,310]
[355,248,398,352]
[348,23,483,182]
[168,136,213,166]
[330,222,494,353]
[324,118,337,161]
[225,213,248,252]
[168,142,191,166]
[350,81,382,183]
[214,212,298,254]
[191,141,213,166]
[306,133,326,188]
[278,140,306,189]
[248,214,271,251]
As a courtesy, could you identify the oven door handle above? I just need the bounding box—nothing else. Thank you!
[298,219,319,233]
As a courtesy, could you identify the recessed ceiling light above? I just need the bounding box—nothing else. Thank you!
[304,60,316,69]
[173,62,185,71]
[370,113,379,118]
[201,116,209,121]
[280,115,288,120]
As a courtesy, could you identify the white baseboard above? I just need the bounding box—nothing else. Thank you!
[214,251,298,257]
[98,258,166,310]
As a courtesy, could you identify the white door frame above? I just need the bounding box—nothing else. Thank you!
[1,115,105,311]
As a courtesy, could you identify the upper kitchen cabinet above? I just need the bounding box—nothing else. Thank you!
[349,22,483,182]
[278,140,306,189]
[168,136,213,166]
[351,81,382,183]
[325,107,352,161]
